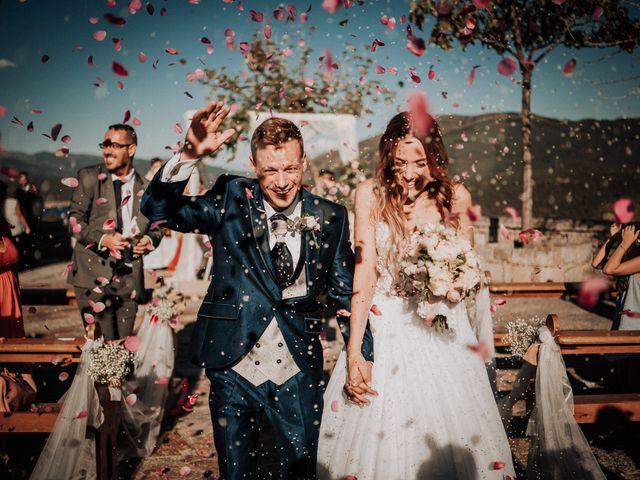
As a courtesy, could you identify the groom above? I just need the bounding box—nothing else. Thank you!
[141,101,374,479]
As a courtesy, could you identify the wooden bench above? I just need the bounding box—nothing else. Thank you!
[496,314,640,424]
[20,287,153,306]
[490,282,567,298]
[0,337,120,479]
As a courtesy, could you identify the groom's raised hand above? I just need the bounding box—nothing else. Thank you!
[182,101,237,161]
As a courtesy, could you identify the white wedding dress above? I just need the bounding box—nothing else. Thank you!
[317,223,515,480]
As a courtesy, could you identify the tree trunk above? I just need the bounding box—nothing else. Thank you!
[520,63,534,232]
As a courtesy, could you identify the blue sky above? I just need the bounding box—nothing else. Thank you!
[1,0,638,172]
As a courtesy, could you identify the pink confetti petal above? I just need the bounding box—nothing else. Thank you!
[96,276,110,286]
[492,461,506,470]
[467,341,490,362]
[51,123,62,141]
[370,304,382,316]
[129,0,142,14]
[112,61,129,77]
[613,198,635,224]
[96,197,108,205]
[61,177,79,188]
[563,58,577,77]
[622,309,640,318]
[104,13,126,26]
[466,205,481,222]
[89,17,99,24]
[428,66,435,80]
[336,309,351,317]
[75,410,89,419]
[250,9,264,22]
[499,223,510,241]
[497,57,517,76]
[137,51,147,63]
[174,123,183,134]
[578,276,611,309]
[331,400,339,412]
[83,313,95,325]
[103,218,116,230]
[593,5,604,18]
[123,110,131,124]
[264,24,272,39]
[468,65,479,85]
[125,393,137,406]
[505,207,520,220]
[245,188,254,200]
[93,30,107,42]
[518,228,543,244]
[494,298,507,306]
[120,194,131,207]
[154,377,170,385]
[98,172,107,181]
[165,47,179,55]
[407,91,433,138]
[124,335,141,352]
[0,106,7,118]
[61,135,72,144]
[435,0,453,15]
[89,300,106,313]
[322,0,340,14]
[58,372,70,381]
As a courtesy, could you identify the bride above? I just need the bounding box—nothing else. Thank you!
[317,112,515,479]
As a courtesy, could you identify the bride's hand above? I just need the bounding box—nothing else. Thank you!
[345,353,378,406]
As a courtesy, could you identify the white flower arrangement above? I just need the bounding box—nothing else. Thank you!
[396,224,482,331]
[287,215,321,245]
[503,316,546,358]
[87,338,136,387]
[146,283,186,328]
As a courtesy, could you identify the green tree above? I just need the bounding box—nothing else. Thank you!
[411,0,639,229]
[199,30,393,179]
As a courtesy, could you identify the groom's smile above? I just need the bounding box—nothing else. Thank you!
[251,139,308,211]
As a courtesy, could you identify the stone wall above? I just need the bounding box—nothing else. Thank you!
[474,217,611,283]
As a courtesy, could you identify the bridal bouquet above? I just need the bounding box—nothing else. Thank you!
[145,283,185,328]
[87,338,136,387]
[396,224,482,331]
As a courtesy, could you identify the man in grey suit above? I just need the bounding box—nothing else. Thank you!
[67,124,162,340]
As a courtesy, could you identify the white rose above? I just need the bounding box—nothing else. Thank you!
[446,289,462,303]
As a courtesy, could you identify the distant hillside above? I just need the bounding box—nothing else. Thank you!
[0,151,241,205]
[2,113,638,220]
[317,113,640,220]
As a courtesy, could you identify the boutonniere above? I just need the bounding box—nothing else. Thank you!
[287,215,320,246]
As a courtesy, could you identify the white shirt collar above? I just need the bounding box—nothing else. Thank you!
[263,193,302,220]
[111,169,135,185]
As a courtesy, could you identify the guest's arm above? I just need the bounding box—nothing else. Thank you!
[603,225,640,276]
[592,223,620,269]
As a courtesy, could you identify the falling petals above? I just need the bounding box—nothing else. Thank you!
[93,30,107,41]
[336,309,351,317]
[179,466,192,477]
[124,335,141,352]
[622,309,640,318]
[492,461,506,470]
[154,377,170,385]
[578,276,611,308]
[0,106,7,118]
[103,218,116,231]
[98,172,107,181]
[264,24,272,39]
[499,223,510,241]
[89,300,106,313]
[370,304,382,316]
[613,198,635,224]
[466,205,481,222]
[125,393,137,406]
[75,410,89,419]
[494,298,507,306]
[593,5,604,19]
[331,400,339,412]
[250,9,264,22]
[61,177,79,188]
[518,228,543,244]
[407,91,432,138]
[322,0,340,14]
[563,58,577,77]
[58,372,70,382]
[138,51,147,63]
[467,342,490,362]
[104,13,126,26]
[505,207,519,220]
[51,123,63,141]
[165,47,179,55]
[112,61,129,77]
[468,65,479,85]
[497,58,517,76]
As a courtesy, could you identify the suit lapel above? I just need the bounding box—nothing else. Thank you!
[301,188,323,291]
[101,166,118,228]
[247,183,280,294]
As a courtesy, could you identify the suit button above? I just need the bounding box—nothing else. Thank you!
[255,361,260,366]
[278,342,283,348]
[276,359,282,364]
[255,343,260,348]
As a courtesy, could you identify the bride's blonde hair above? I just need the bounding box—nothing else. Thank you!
[373,112,454,273]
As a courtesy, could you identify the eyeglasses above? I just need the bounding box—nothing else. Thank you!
[98,141,134,150]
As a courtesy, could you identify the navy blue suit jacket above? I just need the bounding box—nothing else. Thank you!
[141,169,374,379]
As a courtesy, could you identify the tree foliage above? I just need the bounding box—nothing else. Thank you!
[199,29,394,158]
[410,0,639,228]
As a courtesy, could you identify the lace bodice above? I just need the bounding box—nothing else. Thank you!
[374,222,396,295]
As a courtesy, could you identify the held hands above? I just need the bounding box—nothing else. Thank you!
[132,236,152,257]
[182,101,237,160]
[101,233,129,251]
[345,352,377,406]
[620,225,639,250]
[609,223,620,237]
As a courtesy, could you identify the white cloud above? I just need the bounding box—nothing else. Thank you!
[0,59,16,69]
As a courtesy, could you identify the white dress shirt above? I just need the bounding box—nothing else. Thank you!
[113,169,137,238]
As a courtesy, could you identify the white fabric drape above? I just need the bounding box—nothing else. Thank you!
[526,327,606,479]
[30,340,103,480]
[120,309,175,459]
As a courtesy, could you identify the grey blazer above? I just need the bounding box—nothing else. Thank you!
[67,164,162,300]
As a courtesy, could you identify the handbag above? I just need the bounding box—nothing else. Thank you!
[0,368,37,412]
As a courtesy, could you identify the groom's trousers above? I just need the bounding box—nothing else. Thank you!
[206,368,323,480]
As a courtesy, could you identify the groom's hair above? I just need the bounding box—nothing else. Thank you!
[250,117,304,163]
